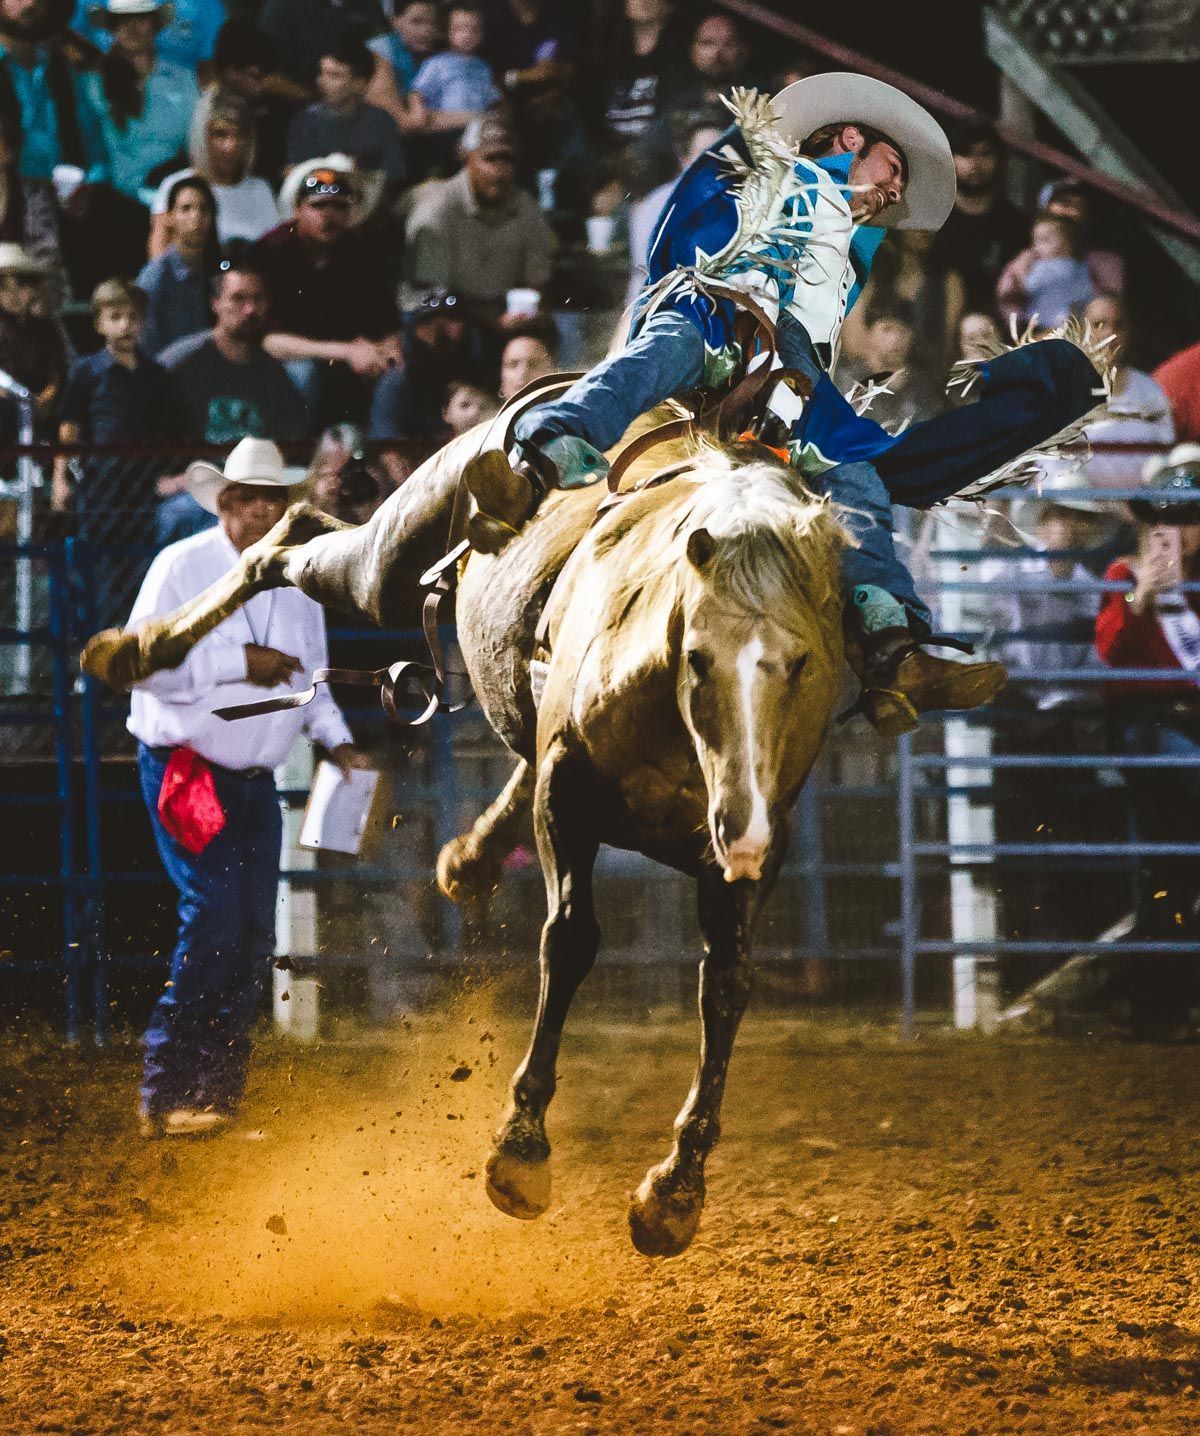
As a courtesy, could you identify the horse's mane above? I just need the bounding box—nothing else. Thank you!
[596,436,848,647]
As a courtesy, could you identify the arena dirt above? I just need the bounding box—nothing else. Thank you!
[2,1007,1200,1434]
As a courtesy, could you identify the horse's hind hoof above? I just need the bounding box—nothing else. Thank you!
[628,1169,704,1258]
[80,626,145,691]
[436,834,502,908]
[484,1148,551,1220]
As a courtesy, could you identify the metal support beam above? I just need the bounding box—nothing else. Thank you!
[984,6,1200,287]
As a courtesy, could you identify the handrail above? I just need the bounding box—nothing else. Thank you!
[717,0,1200,246]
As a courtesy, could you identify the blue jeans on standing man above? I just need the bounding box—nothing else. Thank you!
[137,742,282,1117]
[513,310,1099,632]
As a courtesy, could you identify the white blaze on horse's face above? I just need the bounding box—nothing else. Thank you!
[678,531,825,884]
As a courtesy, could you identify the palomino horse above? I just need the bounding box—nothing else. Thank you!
[82,417,846,1257]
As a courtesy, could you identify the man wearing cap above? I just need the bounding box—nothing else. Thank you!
[256,154,402,425]
[403,112,553,315]
[0,241,65,434]
[464,76,1102,735]
[127,436,365,1137]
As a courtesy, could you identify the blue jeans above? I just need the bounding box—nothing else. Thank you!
[514,312,1098,632]
[137,743,283,1116]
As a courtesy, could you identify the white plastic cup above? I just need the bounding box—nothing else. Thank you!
[505,286,540,317]
[51,164,85,204]
[585,214,616,255]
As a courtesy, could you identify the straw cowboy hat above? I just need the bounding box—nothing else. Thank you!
[88,0,173,27]
[0,243,48,277]
[279,153,379,226]
[185,437,307,515]
[771,72,956,231]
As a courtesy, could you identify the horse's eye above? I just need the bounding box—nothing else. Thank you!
[687,649,712,682]
[788,653,809,681]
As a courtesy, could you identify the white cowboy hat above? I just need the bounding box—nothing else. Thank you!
[279,153,379,226]
[88,0,173,25]
[771,72,956,231]
[185,437,307,515]
[0,242,48,276]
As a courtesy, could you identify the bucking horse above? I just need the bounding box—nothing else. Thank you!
[82,400,849,1258]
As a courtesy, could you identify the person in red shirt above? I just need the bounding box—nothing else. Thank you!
[1095,446,1200,1037]
[1153,339,1200,445]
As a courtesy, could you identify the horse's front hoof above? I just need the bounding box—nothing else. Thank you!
[485,1147,551,1220]
[628,1166,704,1258]
[80,626,144,690]
[436,833,501,907]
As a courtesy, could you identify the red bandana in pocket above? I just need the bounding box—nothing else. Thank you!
[157,747,227,854]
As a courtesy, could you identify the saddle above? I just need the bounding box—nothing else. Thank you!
[216,287,808,728]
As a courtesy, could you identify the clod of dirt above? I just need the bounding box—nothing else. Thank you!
[450,1065,472,1082]
[265,1214,288,1236]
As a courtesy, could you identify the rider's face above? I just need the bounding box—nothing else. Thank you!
[847,136,907,221]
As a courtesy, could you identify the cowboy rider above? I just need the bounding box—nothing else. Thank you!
[463,74,1102,736]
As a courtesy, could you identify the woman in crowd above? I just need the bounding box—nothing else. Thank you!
[148,88,279,255]
[1096,450,1200,1038]
[365,0,435,133]
[92,0,199,204]
[136,173,218,356]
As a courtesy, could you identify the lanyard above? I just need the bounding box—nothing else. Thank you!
[244,590,276,650]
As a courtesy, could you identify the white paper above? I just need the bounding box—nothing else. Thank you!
[299,761,380,855]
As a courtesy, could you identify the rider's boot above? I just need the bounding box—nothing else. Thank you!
[846,586,1008,739]
[462,436,610,556]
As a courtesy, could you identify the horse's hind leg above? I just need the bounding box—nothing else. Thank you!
[437,760,533,909]
[628,869,756,1257]
[485,742,599,1220]
[81,503,350,689]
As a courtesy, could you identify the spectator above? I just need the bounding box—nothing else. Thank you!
[404,113,552,318]
[368,285,478,481]
[91,0,199,204]
[159,255,307,445]
[126,436,363,1137]
[54,275,172,508]
[928,122,1028,316]
[53,276,174,619]
[0,242,65,434]
[1153,337,1200,444]
[0,0,111,188]
[255,155,401,426]
[838,298,945,430]
[150,88,280,254]
[258,0,387,87]
[483,0,572,82]
[1095,450,1200,1036]
[364,0,434,133]
[443,377,495,434]
[841,228,964,379]
[211,19,300,184]
[307,422,385,523]
[664,9,750,117]
[594,0,686,152]
[137,172,218,356]
[957,310,1002,363]
[73,0,226,70]
[0,110,61,267]
[997,211,1094,330]
[286,38,406,187]
[1081,293,1174,493]
[1038,177,1125,298]
[410,4,500,142]
[498,325,554,400]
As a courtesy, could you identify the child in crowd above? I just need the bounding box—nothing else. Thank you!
[998,211,1095,330]
[443,379,498,436]
[53,278,175,621]
[53,278,173,508]
[137,175,219,358]
[411,3,501,137]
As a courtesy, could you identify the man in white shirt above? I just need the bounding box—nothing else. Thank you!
[127,437,365,1137]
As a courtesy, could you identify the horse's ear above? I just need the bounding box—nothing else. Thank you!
[687,528,716,572]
